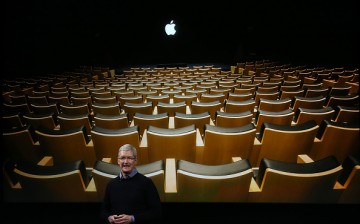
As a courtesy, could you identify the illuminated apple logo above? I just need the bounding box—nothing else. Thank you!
[165,20,176,35]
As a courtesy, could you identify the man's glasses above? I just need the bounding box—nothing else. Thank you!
[118,156,136,161]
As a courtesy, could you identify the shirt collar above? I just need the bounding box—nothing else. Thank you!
[119,168,138,179]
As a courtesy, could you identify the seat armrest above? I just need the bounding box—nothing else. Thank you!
[165,158,177,193]
[196,128,204,146]
[140,129,148,147]
[102,158,112,163]
[297,154,314,163]
[37,156,54,166]
[232,157,242,162]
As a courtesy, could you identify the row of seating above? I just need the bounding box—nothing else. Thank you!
[3,74,358,109]
[3,61,358,97]
[3,154,359,203]
[3,92,358,125]
[3,118,359,171]
[2,98,358,139]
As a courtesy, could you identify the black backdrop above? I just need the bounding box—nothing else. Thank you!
[4,0,359,76]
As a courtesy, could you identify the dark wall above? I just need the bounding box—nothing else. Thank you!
[4,0,359,76]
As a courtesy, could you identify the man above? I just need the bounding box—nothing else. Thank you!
[100,144,162,224]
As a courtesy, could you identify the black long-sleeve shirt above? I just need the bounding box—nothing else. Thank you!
[100,173,162,223]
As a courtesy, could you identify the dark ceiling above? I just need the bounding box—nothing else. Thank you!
[4,0,359,75]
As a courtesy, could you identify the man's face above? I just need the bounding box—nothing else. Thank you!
[117,150,137,175]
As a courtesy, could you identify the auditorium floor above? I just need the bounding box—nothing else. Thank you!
[2,202,356,223]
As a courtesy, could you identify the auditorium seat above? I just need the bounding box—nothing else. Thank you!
[92,102,122,116]
[91,91,112,99]
[50,86,67,93]
[89,87,107,95]
[279,84,301,92]
[291,95,326,112]
[130,86,148,96]
[59,103,91,116]
[186,88,206,100]
[8,94,27,104]
[23,112,58,130]
[254,90,280,107]
[293,107,335,125]
[145,125,197,163]
[92,95,117,105]
[137,90,158,101]
[304,72,331,84]
[254,109,294,133]
[258,98,291,112]
[92,160,165,201]
[70,90,90,98]
[157,101,186,117]
[327,84,351,96]
[93,113,129,129]
[27,95,49,106]
[303,87,330,98]
[108,87,126,96]
[113,89,135,98]
[233,86,256,97]
[209,87,232,99]
[336,156,360,203]
[333,105,359,123]
[3,102,32,114]
[309,120,359,163]
[336,74,355,84]
[174,112,211,137]
[118,95,143,106]
[133,112,169,137]
[195,84,215,94]
[224,99,256,115]
[47,95,71,105]
[90,125,141,164]
[31,103,60,117]
[150,86,170,95]
[325,93,359,108]
[200,93,227,105]
[301,82,323,91]
[2,125,43,164]
[181,82,196,90]
[13,160,94,202]
[190,100,222,121]
[1,112,25,130]
[146,83,161,91]
[227,92,253,102]
[173,94,197,107]
[57,113,93,136]
[122,102,153,121]
[215,110,253,128]
[241,83,260,92]
[35,125,95,167]
[257,85,278,93]
[249,156,342,203]
[146,94,170,107]
[161,89,182,99]
[201,123,256,165]
[2,158,23,202]
[254,120,319,166]
[70,96,93,107]
[282,79,301,87]
[279,89,305,101]
[174,159,253,202]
